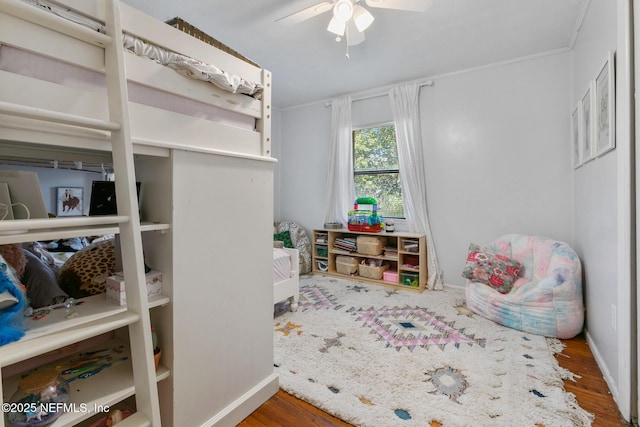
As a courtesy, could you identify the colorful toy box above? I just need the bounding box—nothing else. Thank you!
[348,197,384,232]
[400,272,419,287]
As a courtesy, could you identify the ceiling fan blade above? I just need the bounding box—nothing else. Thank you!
[276,1,334,25]
[364,0,433,12]
[346,20,365,46]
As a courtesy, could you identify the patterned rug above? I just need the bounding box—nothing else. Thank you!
[273,275,593,427]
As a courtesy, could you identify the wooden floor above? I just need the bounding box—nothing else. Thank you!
[239,333,631,427]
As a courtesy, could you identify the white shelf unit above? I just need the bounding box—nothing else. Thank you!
[3,338,170,427]
[0,1,166,425]
[0,0,278,424]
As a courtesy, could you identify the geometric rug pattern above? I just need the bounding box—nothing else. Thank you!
[349,305,486,351]
[274,275,593,427]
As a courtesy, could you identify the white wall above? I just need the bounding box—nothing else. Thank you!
[277,103,332,228]
[422,52,572,285]
[570,0,627,418]
[277,51,572,287]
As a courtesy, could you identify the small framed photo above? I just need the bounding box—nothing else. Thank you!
[57,187,83,217]
[579,82,595,164]
[571,103,582,169]
[594,50,615,157]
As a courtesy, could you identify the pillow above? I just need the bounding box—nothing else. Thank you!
[274,231,294,249]
[59,239,115,298]
[461,243,522,294]
[22,250,68,309]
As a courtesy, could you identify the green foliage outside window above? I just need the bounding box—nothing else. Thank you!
[353,125,404,218]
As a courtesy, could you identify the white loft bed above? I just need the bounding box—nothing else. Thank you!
[0,0,272,161]
[0,0,276,426]
[273,247,299,312]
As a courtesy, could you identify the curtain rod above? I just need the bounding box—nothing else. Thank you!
[324,80,434,108]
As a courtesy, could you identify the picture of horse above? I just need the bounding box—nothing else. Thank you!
[57,187,83,216]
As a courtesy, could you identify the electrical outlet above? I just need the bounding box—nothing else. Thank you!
[611,304,617,330]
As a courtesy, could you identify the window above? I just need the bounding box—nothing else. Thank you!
[353,123,404,218]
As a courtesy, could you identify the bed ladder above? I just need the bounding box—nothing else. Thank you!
[0,0,162,425]
[103,0,162,425]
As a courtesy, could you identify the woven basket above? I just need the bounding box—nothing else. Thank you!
[166,17,260,67]
[336,256,359,275]
[358,263,390,280]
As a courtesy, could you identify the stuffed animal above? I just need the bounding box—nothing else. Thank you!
[0,250,27,346]
[59,238,115,298]
[0,244,27,278]
[0,244,69,309]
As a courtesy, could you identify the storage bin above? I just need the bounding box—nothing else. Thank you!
[359,263,390,280]
[336,255,359,275]
[383,269,398,283]
[316,246,328,257]
[401,239,419,253]
[357,235,386,255]
[106,270,163,305]
[316,260,328,272]
[400,272,420,287]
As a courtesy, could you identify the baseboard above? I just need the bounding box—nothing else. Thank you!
[445,283,466,291]
[200,373,280,427]
[584,330,620,405]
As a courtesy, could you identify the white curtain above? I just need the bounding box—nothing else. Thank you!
[389,84,443,290]
[322,96,355,226]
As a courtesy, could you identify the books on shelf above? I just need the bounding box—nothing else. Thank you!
[383,245,398,258]
[333,237,356,253]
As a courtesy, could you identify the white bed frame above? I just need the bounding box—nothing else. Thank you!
[0,0,271,159]
[274,247,300,312]
[0,1,276,426]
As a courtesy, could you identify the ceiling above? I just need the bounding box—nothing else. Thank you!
[120,0,586,109]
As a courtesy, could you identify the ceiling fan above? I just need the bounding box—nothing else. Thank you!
[276,0,434,46]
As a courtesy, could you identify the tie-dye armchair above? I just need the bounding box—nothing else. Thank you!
[464,234,584,339]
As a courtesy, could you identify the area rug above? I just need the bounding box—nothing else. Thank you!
[273,275,593,427]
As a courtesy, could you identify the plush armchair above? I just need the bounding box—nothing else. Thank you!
[465,234,584,339]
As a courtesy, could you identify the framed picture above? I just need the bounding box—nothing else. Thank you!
[579,83,595,164]
[594,50,615,157]
[571,103,582,169]
[57,187,83,217]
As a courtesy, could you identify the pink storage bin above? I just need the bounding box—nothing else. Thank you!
[383,269,398,283]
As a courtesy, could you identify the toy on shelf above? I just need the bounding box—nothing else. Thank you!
[7,370,70,427]
[348,197,384,232]
[152,327,161,371]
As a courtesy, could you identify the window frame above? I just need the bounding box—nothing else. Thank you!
[352,121,405,219]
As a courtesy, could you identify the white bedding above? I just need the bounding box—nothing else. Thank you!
[273,247,299,312]
[20,0,263,98]
[273,247,292,284]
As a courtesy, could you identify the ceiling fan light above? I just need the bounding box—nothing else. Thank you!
[353,5,374,32]
[327,16,346,36]
[333,0,354,21]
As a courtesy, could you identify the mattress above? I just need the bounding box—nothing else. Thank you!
[273,248,292,284]
[0,45,256,131]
